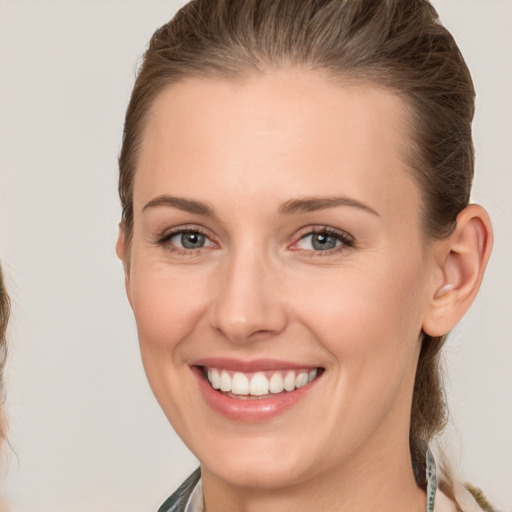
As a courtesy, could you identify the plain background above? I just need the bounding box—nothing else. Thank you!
[0,1,510,511]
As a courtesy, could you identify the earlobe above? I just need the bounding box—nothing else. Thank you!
[422,204,493,337]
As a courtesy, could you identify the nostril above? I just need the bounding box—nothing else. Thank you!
[208,271,289,343]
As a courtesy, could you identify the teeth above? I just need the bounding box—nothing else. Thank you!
[269,372,284,393]
[283,371,295,392]
[210,369,221,389]
[205,367,320,397]
[231,372,249,395]
[220,370,231,392]
[249,372,269,396]
[295,372,308,388]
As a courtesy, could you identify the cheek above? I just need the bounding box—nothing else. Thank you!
[289,256,425,444]
[129,262,209,354]
[128,261,214,427]
[292,253,426,365]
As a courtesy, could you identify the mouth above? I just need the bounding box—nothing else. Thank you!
[190,358,324,421]
[201,366,323,400]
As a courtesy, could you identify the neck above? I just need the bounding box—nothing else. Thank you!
[201,432,426,512]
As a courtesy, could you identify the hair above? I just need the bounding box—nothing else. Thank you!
[0,265,9,446]
[0,263,9,512]
[119,0,475,497]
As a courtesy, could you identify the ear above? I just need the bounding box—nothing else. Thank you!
[422,204,493,337]
[116,223,134,309]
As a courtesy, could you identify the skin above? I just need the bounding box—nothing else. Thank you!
[117,70,492,512]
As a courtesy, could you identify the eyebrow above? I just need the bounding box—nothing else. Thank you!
[142,195,214,216]
[279,196,379,217]
[142,194,379,218]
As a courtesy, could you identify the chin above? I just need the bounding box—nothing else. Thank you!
[185,425,332,491]
[201,451,312,490]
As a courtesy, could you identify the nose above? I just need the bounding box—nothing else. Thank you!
[209,249,288,343]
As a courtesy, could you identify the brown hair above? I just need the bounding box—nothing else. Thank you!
[119,0,475,489]
[0,264,9,449]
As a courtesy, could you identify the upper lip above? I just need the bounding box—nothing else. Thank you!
[191,358,320,373]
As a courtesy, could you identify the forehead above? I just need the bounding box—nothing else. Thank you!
[134,70,419,220]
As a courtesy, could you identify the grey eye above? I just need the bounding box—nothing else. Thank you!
[297,232,342,251]
[181,232,205,249]
[170,231,208,249]
[311,233,338,250]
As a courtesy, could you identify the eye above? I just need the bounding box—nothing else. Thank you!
[170,231,209,249]
[292,228,354,253]
[297,232,341,251]
[157,228,216,252]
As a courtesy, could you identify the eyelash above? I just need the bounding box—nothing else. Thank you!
[291,227,355,256]
[155,225,355,256]
[155,225,216,256]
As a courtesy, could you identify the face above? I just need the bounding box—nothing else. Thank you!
[120,70,438,490]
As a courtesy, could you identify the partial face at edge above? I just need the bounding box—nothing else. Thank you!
[120,70,437,488]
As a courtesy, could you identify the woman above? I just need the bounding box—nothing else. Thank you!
[116,1,494,511]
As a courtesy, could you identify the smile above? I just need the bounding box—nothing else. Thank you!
[191,359,324,421]
[204,367,320,399]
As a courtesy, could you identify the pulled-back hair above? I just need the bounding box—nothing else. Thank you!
[119,0,475,493]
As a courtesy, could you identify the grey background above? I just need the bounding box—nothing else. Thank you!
[0,1,510,511]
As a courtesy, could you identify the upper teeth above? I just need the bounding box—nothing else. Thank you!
[206,368,318,396]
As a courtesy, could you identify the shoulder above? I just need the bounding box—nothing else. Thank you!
[157,468,201,512]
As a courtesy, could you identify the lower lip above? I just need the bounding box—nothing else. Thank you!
[191,366,321,423]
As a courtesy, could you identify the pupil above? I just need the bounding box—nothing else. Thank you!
[312,233,336,251]
[181,232,205,249]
